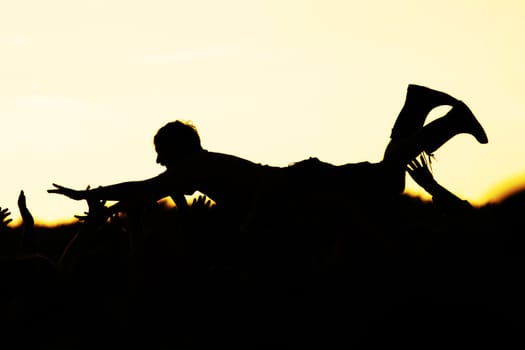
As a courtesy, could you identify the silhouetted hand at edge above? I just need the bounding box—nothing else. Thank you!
[0,207,13,229]
[47,183,85,201]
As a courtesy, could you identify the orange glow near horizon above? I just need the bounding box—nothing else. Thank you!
[478,172,525,205]
[5,175,525,228]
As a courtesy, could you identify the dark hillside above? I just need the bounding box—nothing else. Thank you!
[1,190,524,348]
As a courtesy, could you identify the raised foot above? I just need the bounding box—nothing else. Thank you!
[455,100,488,144]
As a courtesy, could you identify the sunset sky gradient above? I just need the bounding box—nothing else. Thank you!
[2,0,525,224]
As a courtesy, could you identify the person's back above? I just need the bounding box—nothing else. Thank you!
[166,150,284,217]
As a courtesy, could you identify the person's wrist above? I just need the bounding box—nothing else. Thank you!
[428,181,440,192]
[424,179,439,191]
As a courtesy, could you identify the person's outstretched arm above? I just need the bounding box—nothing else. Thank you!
[407,155,472,210]
[48,173,172,203]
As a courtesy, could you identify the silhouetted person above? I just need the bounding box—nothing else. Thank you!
[48,84,488,230]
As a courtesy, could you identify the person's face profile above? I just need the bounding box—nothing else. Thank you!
[156,153,166,166]
[155,144,169,167]
[155,149,181,170]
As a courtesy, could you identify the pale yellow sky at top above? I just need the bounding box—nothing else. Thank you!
[1,0,525,225]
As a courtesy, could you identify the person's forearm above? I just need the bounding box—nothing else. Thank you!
[86,180,166,202]
[431,183,472,210]
[20,207,34,228]
[418,178,440,194]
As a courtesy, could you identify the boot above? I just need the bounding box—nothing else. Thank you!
[418,100,488,154]
[390,84,459,139]
[384,100,488,166]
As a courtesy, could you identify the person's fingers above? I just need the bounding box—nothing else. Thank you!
[419,155,426,167]
[407,159,417,170]
[49,184,75,195]
[52,183,70,191]
[48,183,63,193]
[18,191,27,206]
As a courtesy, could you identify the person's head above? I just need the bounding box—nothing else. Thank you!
[154,120,203,167]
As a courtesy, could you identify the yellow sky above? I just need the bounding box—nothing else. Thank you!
[2,0,525,225]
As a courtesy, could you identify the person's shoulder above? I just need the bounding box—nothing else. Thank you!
[151,170,172,182]
[205,150,260,166]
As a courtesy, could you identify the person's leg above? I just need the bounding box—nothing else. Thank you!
[384,100,488,167]
[384,83,457,194]
[382,100,488,194]
[390,84,458,140]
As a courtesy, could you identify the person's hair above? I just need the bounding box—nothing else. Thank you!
[154,120,203,160]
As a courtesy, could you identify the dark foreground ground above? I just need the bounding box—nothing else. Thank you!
[1,190,525,348]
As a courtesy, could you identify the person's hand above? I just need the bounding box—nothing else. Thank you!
[191,195,214,210]
[18,190,34,221]
[408,155,472,211]
[17,190,27,209]
[47,183,85,200]
[74,186,110,225]
[406,155,437,190]
[0,207,12,229]
[188,194,215,218]
[17,190,35,230]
